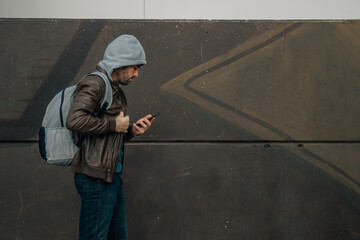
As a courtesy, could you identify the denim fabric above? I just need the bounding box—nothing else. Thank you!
[74,173,128,240]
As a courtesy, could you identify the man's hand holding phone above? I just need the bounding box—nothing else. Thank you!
[132,113,159,136]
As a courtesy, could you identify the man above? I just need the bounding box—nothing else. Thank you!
[66,34,154,240]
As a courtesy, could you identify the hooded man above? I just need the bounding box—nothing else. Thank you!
[66,34,155,240]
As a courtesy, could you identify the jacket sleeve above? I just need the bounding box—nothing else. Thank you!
[124,126,135,142]
[66,76,116,135]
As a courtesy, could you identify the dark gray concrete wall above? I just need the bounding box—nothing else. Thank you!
[1,19,360,239]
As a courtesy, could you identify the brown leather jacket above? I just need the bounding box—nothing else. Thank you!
[66,70,134,183]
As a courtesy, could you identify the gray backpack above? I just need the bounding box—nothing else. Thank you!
[39,71,112,166]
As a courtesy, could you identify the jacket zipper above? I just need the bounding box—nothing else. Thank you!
[110,135,124,178]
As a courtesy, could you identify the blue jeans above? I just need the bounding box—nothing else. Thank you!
[74,173,128,240]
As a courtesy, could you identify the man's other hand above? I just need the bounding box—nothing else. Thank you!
[115,111,130,133]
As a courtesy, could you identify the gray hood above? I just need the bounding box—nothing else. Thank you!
[98,34,146,81]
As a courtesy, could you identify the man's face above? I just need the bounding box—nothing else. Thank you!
[112,65,140,85]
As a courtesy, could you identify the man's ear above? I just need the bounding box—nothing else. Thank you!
[110,69,117,81]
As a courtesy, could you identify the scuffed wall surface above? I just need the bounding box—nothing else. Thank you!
[1,19,360,239]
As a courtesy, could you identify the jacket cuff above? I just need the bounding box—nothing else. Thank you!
[128,125,136,137]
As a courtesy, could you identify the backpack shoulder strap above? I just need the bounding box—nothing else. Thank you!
[75,71,113,148]
[85,71,113,112]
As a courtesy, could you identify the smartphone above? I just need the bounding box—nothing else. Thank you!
[136,113,160,127]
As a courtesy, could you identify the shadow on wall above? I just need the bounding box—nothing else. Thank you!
[161,22,360,201]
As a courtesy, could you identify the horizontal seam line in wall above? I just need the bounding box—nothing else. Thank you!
[130,140,360,145]
[2,140,360,145]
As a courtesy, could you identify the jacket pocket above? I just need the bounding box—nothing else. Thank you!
[87,137,96,160]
